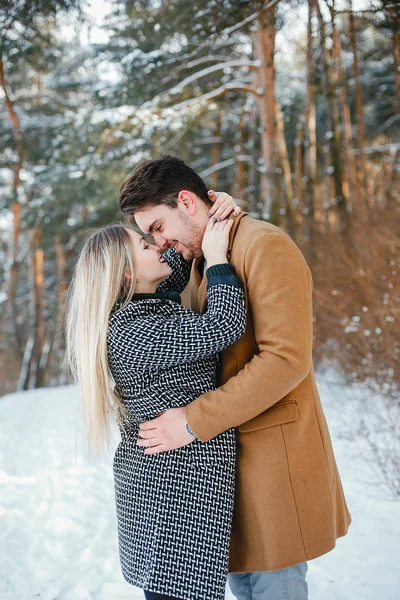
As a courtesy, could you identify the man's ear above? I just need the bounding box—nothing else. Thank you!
[177,190,197,216]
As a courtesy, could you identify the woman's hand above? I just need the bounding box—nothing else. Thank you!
[207,190,241,222]
[201,217,234,268]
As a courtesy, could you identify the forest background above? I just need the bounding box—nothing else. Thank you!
[0,0,399,491]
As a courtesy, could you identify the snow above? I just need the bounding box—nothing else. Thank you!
[0,367,399,600]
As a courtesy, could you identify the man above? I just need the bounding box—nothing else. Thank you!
[119,154,351,600]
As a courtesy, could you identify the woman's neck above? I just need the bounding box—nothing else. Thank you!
[134,280,162,294]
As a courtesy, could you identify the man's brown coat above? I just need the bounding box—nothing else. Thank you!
[184,213,351,573]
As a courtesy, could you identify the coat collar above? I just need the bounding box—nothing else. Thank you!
[192,211,248,274]
[227,211,248,260]
[131,291,181,304]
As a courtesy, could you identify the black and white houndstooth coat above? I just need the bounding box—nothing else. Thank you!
[107,250,246,600]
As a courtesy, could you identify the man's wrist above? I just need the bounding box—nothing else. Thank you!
[185,422,197,438]
[205,257,228,268]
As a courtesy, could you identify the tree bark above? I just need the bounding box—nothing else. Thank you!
[304,0,317,256]
[247,101,260,215]
[0,57,24,353]
[233,109,246,205]
[49,233,68,385]
[276,102,295,239]
[294,117,304,226]
[393,13,400,121]
[348,0,367,177]
[210,114,221,190]
[252,4,277,218]
[17,228,46,390]
[316,0,348,232]
[329,2,362,217]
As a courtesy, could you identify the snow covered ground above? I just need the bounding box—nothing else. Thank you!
[1,367,399,600]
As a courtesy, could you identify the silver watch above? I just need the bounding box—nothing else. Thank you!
[185,422,196,437]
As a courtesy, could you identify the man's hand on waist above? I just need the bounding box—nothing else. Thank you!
[137,407,196,455]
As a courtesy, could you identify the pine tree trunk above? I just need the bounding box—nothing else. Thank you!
[253,4,277,218]
[304,0,317,256]
[0,57,24,353]
[322,143,332,233]
[0,203,20,339]
[51,233,68,384]
[329,2,361,217]
[294,117,304,226]
[276,102,295,239]
[247,101,259,215]
[316,0,348,232]
[348,0,367,177]
[17,228,46,390]
[393,14,400,122]
[233,110,246,205]
[210,114,221,190]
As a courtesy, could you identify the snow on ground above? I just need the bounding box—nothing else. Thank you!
[0,367,399,600]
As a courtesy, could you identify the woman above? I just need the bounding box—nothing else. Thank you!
[66,196,246,600]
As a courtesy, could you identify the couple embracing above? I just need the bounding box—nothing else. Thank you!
[67,154,351,600]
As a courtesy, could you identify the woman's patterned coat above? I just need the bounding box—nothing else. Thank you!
[107,251,246,600]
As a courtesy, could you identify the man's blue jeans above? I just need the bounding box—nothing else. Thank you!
[228,562,308,600]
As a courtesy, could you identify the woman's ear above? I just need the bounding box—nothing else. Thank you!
[177,190,197,216]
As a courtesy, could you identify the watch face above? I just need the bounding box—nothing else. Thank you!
[186,422,195,437]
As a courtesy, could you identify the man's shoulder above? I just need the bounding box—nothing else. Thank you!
[234,215,296,249]
[239,215,284,235]
[232,215,309,268]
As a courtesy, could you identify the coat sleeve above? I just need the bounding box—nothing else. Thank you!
[184,231,314,442]
[156,248,192,294]
[108,280,246,371]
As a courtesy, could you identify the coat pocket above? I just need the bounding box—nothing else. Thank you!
[238,400,299,433]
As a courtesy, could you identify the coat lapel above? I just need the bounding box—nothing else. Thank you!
[189,212,248,315]
[189,257,203,314]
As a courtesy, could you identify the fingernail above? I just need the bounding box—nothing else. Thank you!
[208,190,214,195]
[208,213,212,218]
[213,217,217,222]
[217,217,221,221]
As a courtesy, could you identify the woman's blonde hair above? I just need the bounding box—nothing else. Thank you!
[66,224,136,459]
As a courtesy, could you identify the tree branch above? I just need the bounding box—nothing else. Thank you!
[163,82,260,112]
[167,59,259,95]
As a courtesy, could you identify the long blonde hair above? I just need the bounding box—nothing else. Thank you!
[66,224,136,459]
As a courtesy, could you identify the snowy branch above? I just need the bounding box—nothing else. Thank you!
[352,142,400,155]
[199,155,263,178]
[161,55,237,85]
[161,0,281,75]
[222,0,282,37]
[164,82,260,112]
[333,5,398,15]
[166,60,259,96]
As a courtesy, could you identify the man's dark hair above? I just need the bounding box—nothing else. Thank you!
[119,154,212,215]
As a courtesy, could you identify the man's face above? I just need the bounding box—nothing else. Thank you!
[134,202,205,261]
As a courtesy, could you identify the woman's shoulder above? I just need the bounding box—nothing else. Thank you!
[109,297,190,327]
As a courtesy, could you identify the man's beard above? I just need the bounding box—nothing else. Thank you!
[176,214,204,260]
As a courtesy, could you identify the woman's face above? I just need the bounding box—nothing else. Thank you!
[126,229,172,288]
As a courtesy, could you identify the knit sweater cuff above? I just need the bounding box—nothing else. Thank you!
[206,263,243,290]
[206,263,235,277]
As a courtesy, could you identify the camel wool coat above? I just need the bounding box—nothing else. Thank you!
[184,213,351,573]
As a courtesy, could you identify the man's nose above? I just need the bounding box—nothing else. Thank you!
[153,234,168,251]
